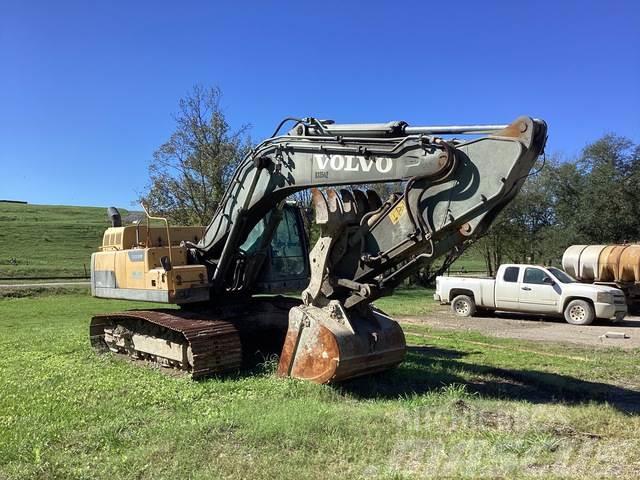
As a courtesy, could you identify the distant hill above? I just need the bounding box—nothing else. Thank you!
[0,203,127,278]
[0,202,487,280]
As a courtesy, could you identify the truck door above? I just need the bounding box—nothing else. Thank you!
[518,267,559,313]
[495,266,520,310]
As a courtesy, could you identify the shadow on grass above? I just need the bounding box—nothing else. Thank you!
[339,346,640,414]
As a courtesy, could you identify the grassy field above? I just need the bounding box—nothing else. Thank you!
[0,202,487,280]
[0,202,120,278]
[1,289,639,479]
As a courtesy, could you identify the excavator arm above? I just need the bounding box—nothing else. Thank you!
[193,117,457,292]
[188,115,546,383]
[193,116,546,308]
[305,116,547,309]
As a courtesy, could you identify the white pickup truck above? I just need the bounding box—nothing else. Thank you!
[434,264,627,325]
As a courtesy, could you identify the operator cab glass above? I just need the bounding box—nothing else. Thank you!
[270,208,306,277]
[240,218,266,255]
[242,204,310,293]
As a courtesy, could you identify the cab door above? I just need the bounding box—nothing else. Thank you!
[251,204,311,293]
[517,267,559,313]
[495,266,520,310]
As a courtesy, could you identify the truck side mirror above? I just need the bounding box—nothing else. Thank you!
[543,277,554,285]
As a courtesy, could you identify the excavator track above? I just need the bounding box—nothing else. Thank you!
[90,310,242,378]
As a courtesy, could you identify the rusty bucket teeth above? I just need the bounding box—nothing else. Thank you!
[277,303,406,384]
[339,189,357,223]
[352,189,369,222]
[311,187,378,228]
[310,188,330,225]
[365,189,383,211]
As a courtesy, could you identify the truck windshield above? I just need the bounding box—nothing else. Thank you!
[548,267,576,284]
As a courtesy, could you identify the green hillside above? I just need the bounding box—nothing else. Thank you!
[0,201,486,279]
[0,202,120,278]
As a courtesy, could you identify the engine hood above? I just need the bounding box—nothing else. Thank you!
[563,283,623,297]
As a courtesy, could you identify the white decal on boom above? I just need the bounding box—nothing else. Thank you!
[313,154,393,174]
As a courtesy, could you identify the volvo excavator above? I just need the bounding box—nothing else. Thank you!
[90,115,547,383]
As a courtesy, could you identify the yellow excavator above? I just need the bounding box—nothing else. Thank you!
[89,115,547,383]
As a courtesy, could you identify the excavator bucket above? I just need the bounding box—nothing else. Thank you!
[277,303,406,383]
[277,188,406,383]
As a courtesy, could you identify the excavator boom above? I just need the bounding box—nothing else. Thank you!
[89,115,547,383]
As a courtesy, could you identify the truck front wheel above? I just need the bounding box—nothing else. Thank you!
[451,295,476,317]
[563,299,595,325]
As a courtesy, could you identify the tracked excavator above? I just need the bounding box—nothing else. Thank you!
[90,115,547,383]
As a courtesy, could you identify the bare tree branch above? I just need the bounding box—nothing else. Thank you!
[140,85,252,225]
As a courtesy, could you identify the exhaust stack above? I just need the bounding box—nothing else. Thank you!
[107,207,122,227]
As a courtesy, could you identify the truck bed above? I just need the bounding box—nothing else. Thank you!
[436,276,496,309]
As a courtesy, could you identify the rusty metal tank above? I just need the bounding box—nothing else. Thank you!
[563,244,640,283]
[598,245,629,282]
[619,245,640,282]
[577,245,606,281]
[562,245,588,279]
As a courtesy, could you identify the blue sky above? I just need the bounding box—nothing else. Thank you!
[1,0,638,207]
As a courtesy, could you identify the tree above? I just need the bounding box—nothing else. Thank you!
[471,134,639,276]
[572,134,640,243]
[472,156,566,274]
[140,85,251,225]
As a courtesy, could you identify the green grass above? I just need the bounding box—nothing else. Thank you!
[0,202,119,278]
[1,291,639,479]
[449,250,487,273]
[374,288,438,316]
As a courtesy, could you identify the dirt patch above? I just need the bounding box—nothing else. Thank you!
[0,285,90,299]
[400,305,640,350]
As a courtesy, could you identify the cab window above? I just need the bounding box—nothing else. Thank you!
[270,208,306,276]
[240,218,266,254]
[523,268,551,285]
[503,267,519,283]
